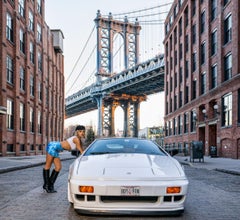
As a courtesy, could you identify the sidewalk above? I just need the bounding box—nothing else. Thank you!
[0,152,239,175]
[0,152,75,174]
[174,155,240,176]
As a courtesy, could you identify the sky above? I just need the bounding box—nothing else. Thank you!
[45,0,173,132]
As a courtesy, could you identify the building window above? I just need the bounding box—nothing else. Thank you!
[30,42,34,63]
[179,67,183,84]
[30,107,34,132]
[170,77,173,92]
[184,7,188,27]
[190,110,196,132]
[174,95,177,111]
[20,67,25,91]
[29,10,34,31]
[223,0,229,7]
[174,28,177,45]
[30,74,34,96]
[18,0,25,17]
[211,0,217,21]
[224,14,232,45]
[192,52,197,72]
[179,18,182,36]
[38,82,42,101]
[238,89,240,124]
[192,0,196,16]
[6,13,13,42]
[7,144,14,153]
[173,118,177,135]
[224,53,232,81]
[192,79,197,100]
[19,28,25,54]
[20,103,25,131]
[211,30,217,56]
[6,56,14,84]
[179,91,183,108]
[178,115,182,135]
[7,99,14,130]
[179,43,183,60]
[185,86,189,104]
[37,0,42,15]
[38,110,42,134]
[174,50,177,66]
[185,60,189,78]
[201,72,206,95]
[174,72,177,89]
[38,51,42,71]
[184,112,189,133]
[185,35,189,52]
[211,64,217,89]
[222,93,232,127]
[192,24,196,44]
[169,120,172,136]
[37,24,42,42]
[170,98,172,113]
[201,42,206,65]
[20,144,25,152]
[200,11,205,34]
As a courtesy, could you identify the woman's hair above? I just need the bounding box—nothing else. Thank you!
[75,125,85,131]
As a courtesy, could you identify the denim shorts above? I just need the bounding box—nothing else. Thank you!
[46,142,64,158]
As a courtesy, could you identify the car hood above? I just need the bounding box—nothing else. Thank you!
[73,154,186,180]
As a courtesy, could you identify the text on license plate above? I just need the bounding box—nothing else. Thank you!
[121,186,140,196]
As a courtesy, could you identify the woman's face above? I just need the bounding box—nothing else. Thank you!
[76,130,85,138]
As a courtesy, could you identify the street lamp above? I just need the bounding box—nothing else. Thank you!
[213,104,220,115]
[202,109,207,120]
[0,106,7,115]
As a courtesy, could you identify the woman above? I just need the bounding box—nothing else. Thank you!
[43,125,86,193]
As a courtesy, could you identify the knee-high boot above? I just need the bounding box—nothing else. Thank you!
[48,169,59,193]
[43,169,50,191]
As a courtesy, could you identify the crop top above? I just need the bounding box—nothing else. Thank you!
[66,136,77,150]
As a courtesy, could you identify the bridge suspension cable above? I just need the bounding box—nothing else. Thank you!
[66,1,173,96]
[65,25,95,85]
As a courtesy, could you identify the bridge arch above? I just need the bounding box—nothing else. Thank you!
[94,10,141,81]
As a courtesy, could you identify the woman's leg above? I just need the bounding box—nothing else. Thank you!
[48,157,61,193]
[44,153,54,170]
[53,157,62,172]
[43,153,54,192]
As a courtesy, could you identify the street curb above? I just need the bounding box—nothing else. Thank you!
[214,168,240,176]
[0,157,75,174]
[179,161,240,176]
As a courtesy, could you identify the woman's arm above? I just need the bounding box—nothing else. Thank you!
[73,137,84,154]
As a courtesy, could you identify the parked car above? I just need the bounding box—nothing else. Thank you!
[68,137,189,216]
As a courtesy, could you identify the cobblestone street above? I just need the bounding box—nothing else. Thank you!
[0,160,239,220]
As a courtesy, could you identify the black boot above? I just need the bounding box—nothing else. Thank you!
[48,169,59,193]
[43,169,50,191]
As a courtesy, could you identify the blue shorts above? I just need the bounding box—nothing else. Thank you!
[46,142,64,158]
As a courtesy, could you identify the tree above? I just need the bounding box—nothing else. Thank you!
[85,126,95,146]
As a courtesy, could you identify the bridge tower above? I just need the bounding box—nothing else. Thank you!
[92,10,144,137]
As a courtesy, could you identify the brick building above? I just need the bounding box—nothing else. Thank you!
[0,0,65,156]
[163,0,240,159]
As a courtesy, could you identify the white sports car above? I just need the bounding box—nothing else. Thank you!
[68,138,188,216]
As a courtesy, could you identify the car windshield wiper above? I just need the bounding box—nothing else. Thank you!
[89,151,115,155]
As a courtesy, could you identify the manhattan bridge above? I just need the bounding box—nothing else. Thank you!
[65,2,173,137]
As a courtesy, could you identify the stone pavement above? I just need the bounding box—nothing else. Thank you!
[0,151,239,175]
[0,151,75,174]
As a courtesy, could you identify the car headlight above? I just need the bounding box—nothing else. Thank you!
[79,186,94,193]
[166,187,181,194]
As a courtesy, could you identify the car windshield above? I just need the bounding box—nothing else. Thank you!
[84,138,167,156]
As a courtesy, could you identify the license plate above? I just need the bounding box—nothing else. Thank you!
[120,186,140,196]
